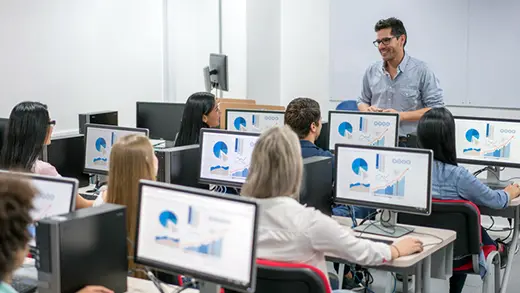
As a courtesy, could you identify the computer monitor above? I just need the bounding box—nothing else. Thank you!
[209,53,228,91]
[225,109,284,133]
[78,111,118,135]
[0,171,78,249]
[134,180,258,292]
[328,111,399,150]
[199,129,260,188]
[315,121,330,151]
[0,117,8,150]
[84,124,149,175]
[155,145,208,190]
[136,102,185,141]
[300,156,334,216]
[335,144,432,237]
[454,116,520,187]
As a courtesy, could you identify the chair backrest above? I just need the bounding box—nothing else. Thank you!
[398,200,482,258]
[251,259,332,293]
[336,100,358,111]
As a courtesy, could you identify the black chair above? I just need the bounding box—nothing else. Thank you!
[398,199,500,293]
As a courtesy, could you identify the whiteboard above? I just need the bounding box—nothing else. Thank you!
[0,0,164,133]
[329,0,469,106]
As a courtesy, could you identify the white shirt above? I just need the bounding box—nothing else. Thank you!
[255,196,392,279]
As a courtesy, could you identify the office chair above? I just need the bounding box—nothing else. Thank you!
[336,100,358,111]
[398,200,500,293]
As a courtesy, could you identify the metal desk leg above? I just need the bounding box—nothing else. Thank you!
[422,256,432,293]
[338,263,345,289]
[499,208,520,293]
[415,262,423,293]
[446,242,454,277]
[403,274,409,293]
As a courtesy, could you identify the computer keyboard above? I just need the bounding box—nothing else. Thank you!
[80,193,98,200]
[11,276,37,293]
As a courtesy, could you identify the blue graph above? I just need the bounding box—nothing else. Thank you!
[213,141,228,159]
[159,210,177,228]
[352,158,368,175]
[359,117,368,132]
[484,139,512,158]
[338,122,353,137]
[372,136,385,146]
[184,239,223,257]
[252,115,260,128]
[349,182,370,192]
[95,137,106,152]
[155,210,180,247]
[232,168,249,178]
[234,117,246,130]
[188,206,199,227]
[465,129,480,143]
[374,169,408,197]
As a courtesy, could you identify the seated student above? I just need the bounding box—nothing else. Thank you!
[417,107,520,293]
[174,92,220,147]
[92,134,157,278]
[284,97,375,220]
[0,101,92,209]
[241,126,423,292]
[0,174,113,293]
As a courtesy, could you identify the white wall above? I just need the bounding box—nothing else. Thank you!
[0,0,164,134]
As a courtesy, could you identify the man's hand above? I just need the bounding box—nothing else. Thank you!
[76,286,114,293]
[382,108,398,113]
[367,105,382,112]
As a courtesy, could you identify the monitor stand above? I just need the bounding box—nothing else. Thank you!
[353,211,414,238]
[480,166,511,190]
[199,281,220,293]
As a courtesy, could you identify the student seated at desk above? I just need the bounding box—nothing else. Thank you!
[241,126,423,292]
[417,107,520,293]
[0,101,92,209]
[174,92,220,147]
[0,174,113,293]
[91,134,157,278]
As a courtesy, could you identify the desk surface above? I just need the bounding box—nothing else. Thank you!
[127,277,199,293]
[331,216,456,268]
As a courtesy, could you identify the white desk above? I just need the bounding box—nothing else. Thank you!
[478,196,520,293]
[328,216,456,293]
[127,277,199,293]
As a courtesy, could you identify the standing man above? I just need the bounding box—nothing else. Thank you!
[358,17,444,147]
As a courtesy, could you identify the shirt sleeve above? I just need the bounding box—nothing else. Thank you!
[420,65,444,108]
[357,67,372,105]
[306,210,392,266]
[456,168,509,209]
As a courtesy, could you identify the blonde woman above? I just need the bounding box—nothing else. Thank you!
[241,126,424,292]
[93,134,158,277]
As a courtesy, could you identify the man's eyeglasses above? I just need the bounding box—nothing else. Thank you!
[373,36,399,47]
[48,120,56,126]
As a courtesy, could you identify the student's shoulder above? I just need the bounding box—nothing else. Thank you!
[33,160,60,177]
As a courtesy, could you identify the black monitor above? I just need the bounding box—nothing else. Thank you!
[335,144,433,237]
[209,54,228,91]
[134,180,258,292]
[198,129,260,188]
[0,117,8,151]
[42,134,90,187]
[84,124,149,175]
[136,102,185,141]
[78,111,118,135]
[300,156,334,216]
[315,121,330,151]
[155,144,208,190]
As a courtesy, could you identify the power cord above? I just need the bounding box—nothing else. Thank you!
[391,273,397,293]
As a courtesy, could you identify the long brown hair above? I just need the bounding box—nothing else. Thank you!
[106,134,155,277]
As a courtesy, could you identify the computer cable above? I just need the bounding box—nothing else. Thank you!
[174,280,198,293]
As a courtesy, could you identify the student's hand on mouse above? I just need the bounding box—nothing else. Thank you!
[76,286,114,293]
[504,183,520,199]
[391,237,423,259]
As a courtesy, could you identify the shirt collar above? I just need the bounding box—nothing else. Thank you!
[381,52,411,73]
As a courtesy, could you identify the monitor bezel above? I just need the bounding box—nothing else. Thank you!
[134,180,258,292]
[454,115,520,168]
[198,128,260,188]
[334,143,433,216]
[83,124,149,175]
[0,170,79,249]
[224,109,285,132]
[136,101,185,141]
[327,110,400,150]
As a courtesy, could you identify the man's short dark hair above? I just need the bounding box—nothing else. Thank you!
[284,97,321,139]
[375,17,407,47]
[0,174,35,280]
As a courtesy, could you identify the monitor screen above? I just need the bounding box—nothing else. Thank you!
[454,116,520,168]
[135,181,258,292]
[199,129,260,188]
[136,102,185,141]
[335,144,432,215]
[84,124,149,175]
[328,111,399,150]
[225,109,284,133]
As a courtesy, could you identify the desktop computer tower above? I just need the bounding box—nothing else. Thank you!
[300,156,334,216]
[42,134,90,187]
[78,111,118,134]
[35,204,127,293]
[155,145,208,189]
[315,121,330,151]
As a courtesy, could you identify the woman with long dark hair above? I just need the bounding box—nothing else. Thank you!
[174,92,220,147]
[417,107,520,293]
[0,101,93,209]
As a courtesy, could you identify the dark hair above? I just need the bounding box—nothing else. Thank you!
[417,108,457,166]
[174,92,216,147]
[0,174,35,280]
[375,17,407,47]
[284,97,321,139]
[0,102,50,171]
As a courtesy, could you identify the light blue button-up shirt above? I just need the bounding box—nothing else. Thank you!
[357,53,444,136]
[0,282,17,293]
